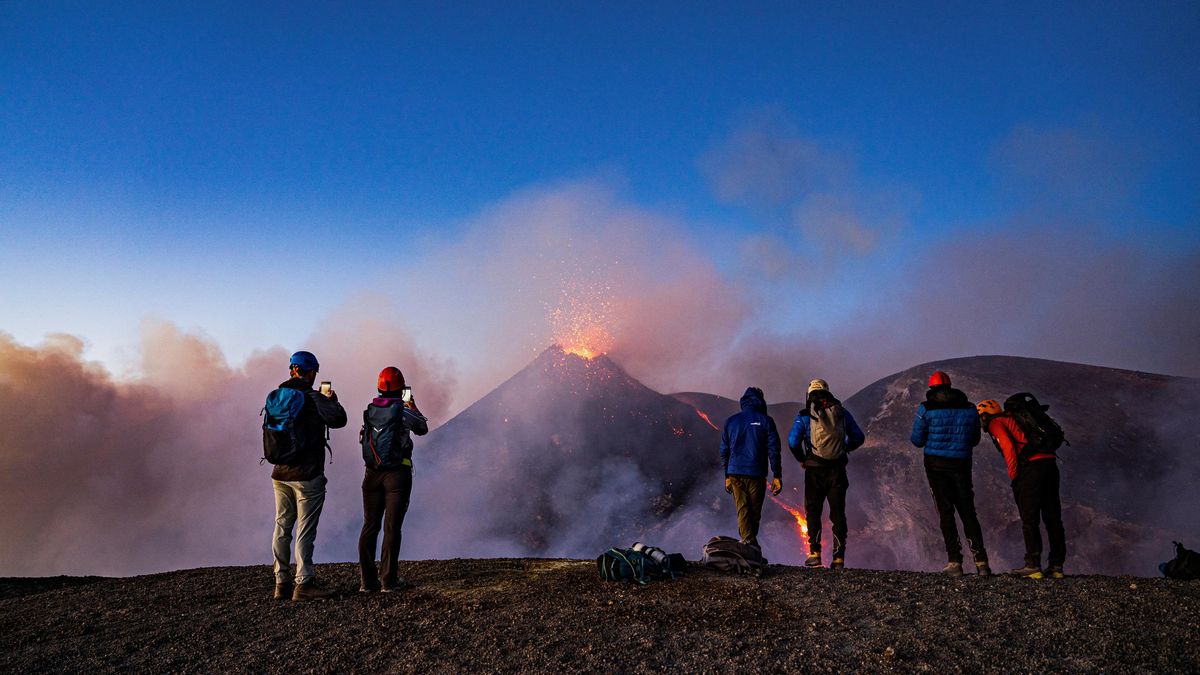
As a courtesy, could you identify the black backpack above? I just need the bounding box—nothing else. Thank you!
[360,402,414,470]
[1003,392,1068,454]
[1161,542,1200,581]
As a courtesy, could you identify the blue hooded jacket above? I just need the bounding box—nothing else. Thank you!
[721,387,782,479]
[910,385,981,460]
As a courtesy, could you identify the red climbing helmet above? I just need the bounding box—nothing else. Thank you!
[928,371,951,387]
[377,366,405,393]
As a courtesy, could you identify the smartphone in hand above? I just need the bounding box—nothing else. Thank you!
[320,381,332,397]
[401,387,412,403]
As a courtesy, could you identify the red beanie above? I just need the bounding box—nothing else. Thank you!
[928,371,951,387]
[377,367,405,393]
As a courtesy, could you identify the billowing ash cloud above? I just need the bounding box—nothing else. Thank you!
[0,319,454,577]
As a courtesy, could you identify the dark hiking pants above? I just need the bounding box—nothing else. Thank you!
[804,465,848,559]
[729,475,766,548]
[1012,459,1066,568]
[358,468,413,588]
[924,458,988,564]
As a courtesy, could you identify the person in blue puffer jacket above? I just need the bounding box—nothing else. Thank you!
[910,370,990,577]
[720,387,782,549]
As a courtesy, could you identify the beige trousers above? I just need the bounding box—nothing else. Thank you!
[272,475,327,584]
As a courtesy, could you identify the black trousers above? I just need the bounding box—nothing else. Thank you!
[1012,460,1067,568]
[804,465,848,558]
[358,468,413,587]
[924,457,988,564]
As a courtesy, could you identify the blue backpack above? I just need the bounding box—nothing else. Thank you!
[360,402,414,470]
[261,388,308,465]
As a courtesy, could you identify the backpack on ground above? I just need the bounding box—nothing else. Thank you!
[702,535,768,575]
[1003,392,1068,455]
[360,402,414,470]
[1161,541,1200,581]
[261,388,308,465]
[808,391,847,461]
[596,543,685,584]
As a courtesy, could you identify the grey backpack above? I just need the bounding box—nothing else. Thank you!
[702,536,768,575]
[808,394,846,461]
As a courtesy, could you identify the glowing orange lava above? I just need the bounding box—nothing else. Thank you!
[561,345,600,360]
[767,493,809,549]
[695,409,719,431]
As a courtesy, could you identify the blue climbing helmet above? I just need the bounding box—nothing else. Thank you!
[289,350,320,372]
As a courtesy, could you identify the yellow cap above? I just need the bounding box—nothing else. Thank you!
[808,379,829,394]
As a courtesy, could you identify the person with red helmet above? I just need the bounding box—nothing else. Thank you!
[977,399,1067,579]
[910,370,990,576]
[357,366,429,593]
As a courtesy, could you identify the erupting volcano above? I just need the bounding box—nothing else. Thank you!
[406,345,814,561]
[403,350,1199,573]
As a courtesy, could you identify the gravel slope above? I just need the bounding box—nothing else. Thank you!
[3,560,1198,673]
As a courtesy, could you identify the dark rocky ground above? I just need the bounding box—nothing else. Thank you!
[2,559,1198,673]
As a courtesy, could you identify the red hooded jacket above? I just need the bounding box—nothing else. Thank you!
[985,414,1056,480]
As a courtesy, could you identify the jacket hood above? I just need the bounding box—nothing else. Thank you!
[279,377,312,391]
[807,388,840,409]
[927,384,968,407]
[739,387,767,413]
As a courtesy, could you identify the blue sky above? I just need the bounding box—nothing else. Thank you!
[2,2,1197,401]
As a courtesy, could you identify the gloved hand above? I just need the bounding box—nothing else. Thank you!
[770,477,783,496]
[724,477,734,494]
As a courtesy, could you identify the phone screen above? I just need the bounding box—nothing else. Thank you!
[401,387,412,403]
[320,381,332,395]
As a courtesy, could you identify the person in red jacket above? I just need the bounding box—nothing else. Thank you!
[977,399,1066,579]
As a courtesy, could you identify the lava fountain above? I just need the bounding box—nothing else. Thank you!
[548,259,616,360]
[767,493,809,554]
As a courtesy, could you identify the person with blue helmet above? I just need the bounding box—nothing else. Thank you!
[268,350,347,600]
[720,387,782,549]
[910,370,990,577]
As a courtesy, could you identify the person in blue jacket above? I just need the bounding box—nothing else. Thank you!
[788,379,865,569]
[720,387,782,549]
[910,370,991,577]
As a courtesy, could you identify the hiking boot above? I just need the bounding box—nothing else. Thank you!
[273,583,293,600]
[804,553,822,568]
[975,561,992,577]
[292,580,337,601]
[1046,566,1065,579]
[381,579,410,593]
[830,558,845,570]
[942,561,963,577]
[1009,565,1043,579]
